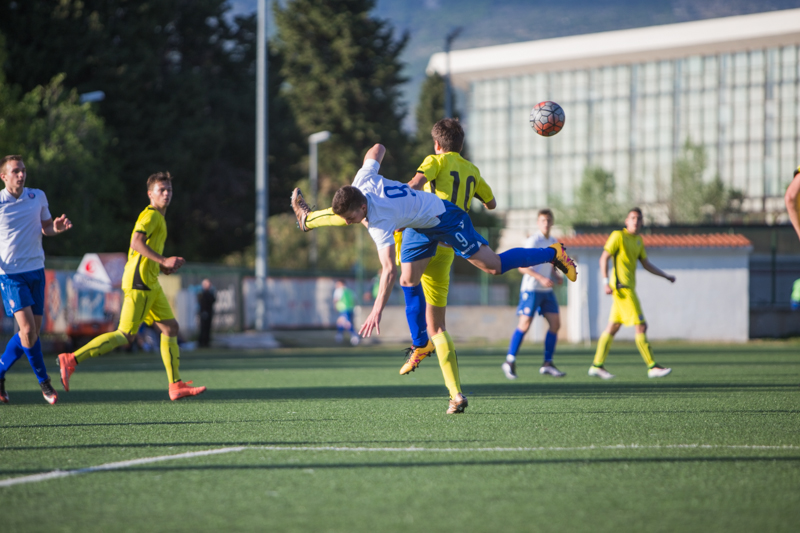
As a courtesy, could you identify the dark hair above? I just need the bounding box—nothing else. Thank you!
[0,155,23,171]
[431,118,465,153]
[537,208,554,220]
[332,186,367,216]
[147,171,172,191]
[628,207,643,217]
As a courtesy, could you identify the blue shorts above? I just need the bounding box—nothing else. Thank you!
[0,268,46,317]
[516,290,559,317]
[400,201,489,263]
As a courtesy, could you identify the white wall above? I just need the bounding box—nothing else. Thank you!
[568,247,750,342]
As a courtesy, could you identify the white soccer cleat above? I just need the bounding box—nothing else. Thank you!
[648,366,672,378]
[501,361,517,380]
[588,366,615,380]
[539,363,565,377]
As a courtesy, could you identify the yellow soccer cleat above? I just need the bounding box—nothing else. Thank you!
[548,242,577,282]
[399,340,435,375]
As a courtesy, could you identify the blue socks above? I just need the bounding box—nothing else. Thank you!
[402,284,429,347]
[0,333,25,380]
[0,334,48,383]
[544,330,557,363]
[506,328,525,360]
[23,338,48,383]
[499,247,556,274]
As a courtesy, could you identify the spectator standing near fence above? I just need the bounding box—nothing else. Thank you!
[197,279,216,348]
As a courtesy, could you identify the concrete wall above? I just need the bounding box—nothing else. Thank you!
[567,247,750,342]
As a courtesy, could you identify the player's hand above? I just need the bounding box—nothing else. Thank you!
[540,278,554,289]
[604,285,613,295]
[160,264,174,275]
[162,256,185,272]
[667,275,676,283]
[53,214,73,233]
[359,309,382,338]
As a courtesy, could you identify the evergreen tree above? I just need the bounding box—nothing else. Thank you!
[0,1,304,261]
[569,166,625,226]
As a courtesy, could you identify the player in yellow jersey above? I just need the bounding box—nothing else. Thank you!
[57,172,206,400]
[291,119,498,413]
[589,207,675,379]
[784,166,800,241]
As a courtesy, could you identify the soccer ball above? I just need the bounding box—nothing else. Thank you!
[530,101,565,137]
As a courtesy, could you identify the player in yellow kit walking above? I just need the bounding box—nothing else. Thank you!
[57,172,206,400]
[589,208,674,379]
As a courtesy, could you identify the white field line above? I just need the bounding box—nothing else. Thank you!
[1,443,797,488]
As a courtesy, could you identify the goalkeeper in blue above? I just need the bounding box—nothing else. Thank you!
[320,143,577,414]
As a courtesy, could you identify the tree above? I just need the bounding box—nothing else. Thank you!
[0,33,122,255]
[670,139,743,224]
[411,73,469,168]
[0,1,304,261]
[273,0,411,185]
[567,166,625,226]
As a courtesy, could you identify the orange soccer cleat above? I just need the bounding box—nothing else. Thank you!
[57,353,77,391]
[169,380,207,401]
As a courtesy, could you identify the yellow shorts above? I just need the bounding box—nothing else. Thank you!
[118,284,175,335]
[608,288,645,326]
[394,232,454,308]
[421,246,454,307]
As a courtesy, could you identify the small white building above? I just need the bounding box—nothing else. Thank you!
[565,233,752,343]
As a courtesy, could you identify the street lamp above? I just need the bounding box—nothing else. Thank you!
[444,27,463,118]
[308,130,331,269]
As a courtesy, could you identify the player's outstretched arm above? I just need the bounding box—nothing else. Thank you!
[640,257,676,283]
[363,144,386,165]
[358,244,396,338]
[407,172,428,191]
[785,174,800,241]
[41,214,73,236]
[130,231,185,273]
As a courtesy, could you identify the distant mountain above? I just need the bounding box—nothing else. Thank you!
[231,0,800,131]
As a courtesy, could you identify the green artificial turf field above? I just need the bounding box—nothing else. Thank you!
[1,340,798,532]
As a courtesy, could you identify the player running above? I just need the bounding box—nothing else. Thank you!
[292,118,497,405]
[502,208,565,380]
[57,172,206,401]
[589,207,674,380]
[0,155,72,404]
[319,143,576,413]
[333,279,359,346]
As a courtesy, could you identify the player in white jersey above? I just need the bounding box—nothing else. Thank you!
[325,144,577,413]
[0,155,72,404]
[502,209,565,380]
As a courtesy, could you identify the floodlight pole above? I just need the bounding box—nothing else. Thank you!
[308,130,331,270]
[444,27,462,118]
[254,0,269,331]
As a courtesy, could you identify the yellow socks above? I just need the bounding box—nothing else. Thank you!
[431,331,461,399]
[635,332,656,368]
[74,330,129,364]
[160,335,181,384]
[593,332,613,367]
[306,208,347,229]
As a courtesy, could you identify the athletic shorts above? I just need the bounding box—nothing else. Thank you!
[608,287,645,326]
[0,268,45,316]
[400,201,488,262]
[118,284,175,335]
[516,290,559,317]
[395,230,454,308]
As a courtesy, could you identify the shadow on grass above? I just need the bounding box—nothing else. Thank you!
[2,380,797,405]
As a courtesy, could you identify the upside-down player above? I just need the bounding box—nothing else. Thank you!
[323,143,576,413]
[57,172,206,401]
[589,207,674,380]
[291,118,497,409]
[0,155,72,405]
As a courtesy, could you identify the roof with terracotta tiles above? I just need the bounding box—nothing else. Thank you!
[560,233,752,248]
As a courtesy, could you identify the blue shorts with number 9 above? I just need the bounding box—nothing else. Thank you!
[400,201,488,263]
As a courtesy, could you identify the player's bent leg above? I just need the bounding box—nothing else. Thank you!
[590,323,619,379]
[306,207,347,230]
[61,330,130,391]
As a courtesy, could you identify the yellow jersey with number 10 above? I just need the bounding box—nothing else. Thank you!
[417,152,494,211]
[121,206,167,291]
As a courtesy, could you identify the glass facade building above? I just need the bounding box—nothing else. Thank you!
[428,10,800,220]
